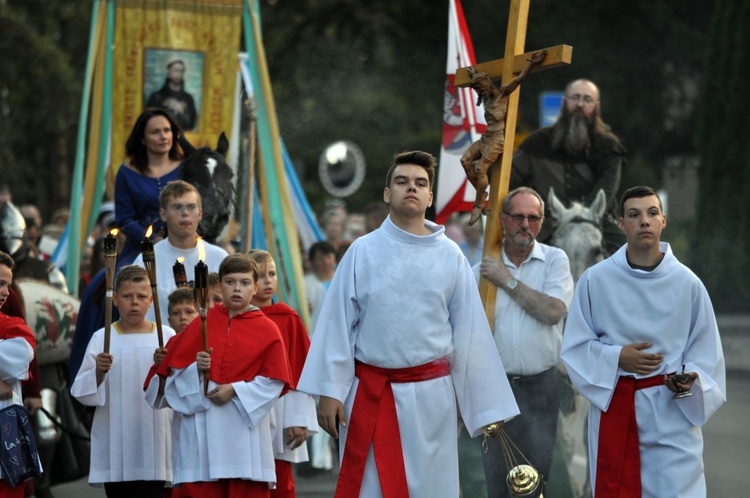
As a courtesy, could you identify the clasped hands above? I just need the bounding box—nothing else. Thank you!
[618,342,698,393]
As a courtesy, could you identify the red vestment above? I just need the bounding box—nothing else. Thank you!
[156,303,291,394]
[260,303,310,388]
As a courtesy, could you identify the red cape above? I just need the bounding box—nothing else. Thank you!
[260,302,310,389]
[155,304,292,390]
[0,311,36,350]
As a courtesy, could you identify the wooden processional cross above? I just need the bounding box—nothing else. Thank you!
[454,0,572,324]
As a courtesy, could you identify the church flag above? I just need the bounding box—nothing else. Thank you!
[109,0,243,191]
[434,0,486,224]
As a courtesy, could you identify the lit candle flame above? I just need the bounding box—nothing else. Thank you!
[177,256,184,264]
[145,225,153,238]
[197,237,205,262]
[109,228,119,237]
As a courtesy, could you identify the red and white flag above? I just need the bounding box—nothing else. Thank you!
[435,0,486,224]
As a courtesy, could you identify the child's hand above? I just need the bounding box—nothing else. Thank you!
[96,353,114,374]
[196,348,212,373]
[206,384,235,405]
[153,347,167,366]
[286,426,307,449]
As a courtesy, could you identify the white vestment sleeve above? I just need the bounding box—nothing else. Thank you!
[0,337,33,381]
[451,259,520,437]
[281,389,319,433]
[675,284,726,426]
[231,377,284,429]
[297,249,360,402]
[561,275,623,412]
[71,331,107,407]
[164,363,211,415]
[144,374,169,409]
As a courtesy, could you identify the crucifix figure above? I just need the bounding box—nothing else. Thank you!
[454,0,572,323]
[460,50,546,226]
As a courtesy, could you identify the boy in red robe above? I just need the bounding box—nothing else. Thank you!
[248,250,318,498]
[156,254,292,498]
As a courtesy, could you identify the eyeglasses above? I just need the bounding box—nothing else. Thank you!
[566,94,598,106]
[168,203,199,214]
[503,212,544,225]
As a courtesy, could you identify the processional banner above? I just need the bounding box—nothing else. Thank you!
[110,0,242,171]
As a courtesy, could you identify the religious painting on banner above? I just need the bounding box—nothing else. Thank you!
[435,0,487,224]
[110,0,242,175]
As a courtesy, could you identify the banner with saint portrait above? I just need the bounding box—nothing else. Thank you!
[111,0,242,170]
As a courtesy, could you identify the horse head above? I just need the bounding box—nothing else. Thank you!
[548,188,606,283]
[179,132,234,243]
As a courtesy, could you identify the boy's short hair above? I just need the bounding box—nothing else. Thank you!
[218,254,259,281]
[167,287,196,314]
[159,180,202,209]
[384,150,437,189]
[247,249,274,268]
[115,265,150,291]
[208,272,220,287]
[0,251,15,270]
[619,186,662,217]
[308,241,336,262]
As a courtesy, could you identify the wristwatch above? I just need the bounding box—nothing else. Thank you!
[506,278,518,292]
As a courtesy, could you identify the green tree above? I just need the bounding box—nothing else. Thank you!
[0,0,91,218]
[691,0,750,311]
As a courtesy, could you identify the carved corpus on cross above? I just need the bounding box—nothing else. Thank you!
[454,0,572,325]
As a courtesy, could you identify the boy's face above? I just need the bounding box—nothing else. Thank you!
[168,301,198,333]
[254,260,277,305]
[618,195,666,251]
[113,280,153,327]
[160,191,202,239]
[207,283,223,309]
[221,272,258,313]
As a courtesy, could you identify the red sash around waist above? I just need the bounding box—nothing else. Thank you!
[334,356,452,498]
[596,374,664,498]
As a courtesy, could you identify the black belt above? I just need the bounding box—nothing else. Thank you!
[507,367,556,386]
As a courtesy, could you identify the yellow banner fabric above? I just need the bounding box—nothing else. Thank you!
[111,0,242,176]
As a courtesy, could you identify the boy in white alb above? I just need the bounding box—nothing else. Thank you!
[133,180,227,322]
[72,265,175,497]
[561,186,725,498]
[298,151,519,498]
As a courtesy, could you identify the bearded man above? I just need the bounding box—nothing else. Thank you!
[511,79,626,255]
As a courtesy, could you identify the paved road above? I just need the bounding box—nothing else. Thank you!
[47,316,750,497]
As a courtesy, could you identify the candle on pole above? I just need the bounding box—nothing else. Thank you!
[173,257,188,288]
[102,229,119,354]
[194,259,209,395]
[140,225,165,348]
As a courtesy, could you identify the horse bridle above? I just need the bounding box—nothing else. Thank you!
[565,216,607,259]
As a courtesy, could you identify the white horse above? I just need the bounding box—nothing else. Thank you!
[547,187,607,497]
[548,188,607,283]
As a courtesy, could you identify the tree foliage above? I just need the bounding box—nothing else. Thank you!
[691,0,750,311]
[260,0,713,212]
[0,0,91,217]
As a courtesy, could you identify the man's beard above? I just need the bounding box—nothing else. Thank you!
[552,114,592,156]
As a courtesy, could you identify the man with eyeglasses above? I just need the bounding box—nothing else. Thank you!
[475,186,574,498]
[133,180,227,322]
[511,79,627,255]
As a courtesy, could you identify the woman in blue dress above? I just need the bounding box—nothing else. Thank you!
[115,108,184,265]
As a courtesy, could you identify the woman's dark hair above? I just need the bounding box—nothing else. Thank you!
[125,108,184,174]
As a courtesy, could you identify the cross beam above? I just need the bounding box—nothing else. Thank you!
[454,45,572,87]
[455,0,571,326]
